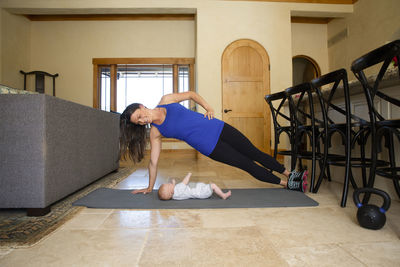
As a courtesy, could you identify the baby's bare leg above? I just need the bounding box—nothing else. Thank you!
[210,183,231,199]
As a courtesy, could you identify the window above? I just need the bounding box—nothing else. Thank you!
[116,65,173,112]
[99,67,111,111]
[93,58,195,113]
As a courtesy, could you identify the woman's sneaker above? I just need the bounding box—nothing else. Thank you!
[288,170,308,183]
[287,179,308,192]
[287,170,308,192]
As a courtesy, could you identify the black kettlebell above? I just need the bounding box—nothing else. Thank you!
[353,188,391,230]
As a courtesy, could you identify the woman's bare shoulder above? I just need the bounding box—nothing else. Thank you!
[150,125,162,139]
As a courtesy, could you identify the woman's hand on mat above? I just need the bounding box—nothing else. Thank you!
[131,188,152,194]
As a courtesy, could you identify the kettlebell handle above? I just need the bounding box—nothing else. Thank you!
[353,188,391,213]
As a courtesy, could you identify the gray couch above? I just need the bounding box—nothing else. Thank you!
[0,94,120,215]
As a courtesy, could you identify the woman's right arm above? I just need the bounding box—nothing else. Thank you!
[159,91,215,119]
[131,127,162,194]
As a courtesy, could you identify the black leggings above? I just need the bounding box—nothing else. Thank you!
[209,123,285,185]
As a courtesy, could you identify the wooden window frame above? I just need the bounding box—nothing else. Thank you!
[92,58,195,110]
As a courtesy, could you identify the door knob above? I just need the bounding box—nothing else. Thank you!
[224,109,232,113]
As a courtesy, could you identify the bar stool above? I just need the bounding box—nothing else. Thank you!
[310,68,384,207]
[285,82,326,192]
[265,91,293,162]
[351,39,400,200]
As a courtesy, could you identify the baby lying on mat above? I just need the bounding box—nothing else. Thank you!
[158,172,231,200]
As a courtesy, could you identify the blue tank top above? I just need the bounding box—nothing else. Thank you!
[151,103,224,156]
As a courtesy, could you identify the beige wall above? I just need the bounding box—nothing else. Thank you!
[29,20,195,106]
[328,0,400,80]
[0,0,352,111]
[291,22,328,77]
[0,10,30,89]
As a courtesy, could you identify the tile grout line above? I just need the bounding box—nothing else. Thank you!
[136,230,149,266]
[336,243,368,267]
[94,211,115,230]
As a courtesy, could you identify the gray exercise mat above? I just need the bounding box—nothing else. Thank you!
[72,188,319,209]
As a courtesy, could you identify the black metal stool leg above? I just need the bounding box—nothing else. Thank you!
[387,133,400,198]
[363,135,378,204]
[359,131,368,187]
[326,165,332,181]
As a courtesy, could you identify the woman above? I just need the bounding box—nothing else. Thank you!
[120,91,307,194]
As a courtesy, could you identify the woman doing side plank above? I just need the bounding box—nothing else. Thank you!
[119,92,307,194]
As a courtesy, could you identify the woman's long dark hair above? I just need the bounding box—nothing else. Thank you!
[119,103,147,163]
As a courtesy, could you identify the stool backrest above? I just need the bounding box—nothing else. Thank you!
[351,39,400,122]
[285,82,315,131]
[265,91,292,157]
[311,69,353,127]
[265,91,291,132]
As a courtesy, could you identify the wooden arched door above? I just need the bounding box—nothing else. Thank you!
[222,39,271,154]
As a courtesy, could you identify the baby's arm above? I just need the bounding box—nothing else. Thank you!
[182,172,192,185]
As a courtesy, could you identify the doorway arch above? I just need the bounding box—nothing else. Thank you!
[292,55,321,86]
[221,39,271,153]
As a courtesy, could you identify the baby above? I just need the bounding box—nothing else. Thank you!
[158,172,231,200]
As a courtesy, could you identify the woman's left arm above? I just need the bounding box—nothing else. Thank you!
[159,92,215,119]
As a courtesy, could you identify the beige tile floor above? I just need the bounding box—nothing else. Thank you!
[1,156,399,266]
